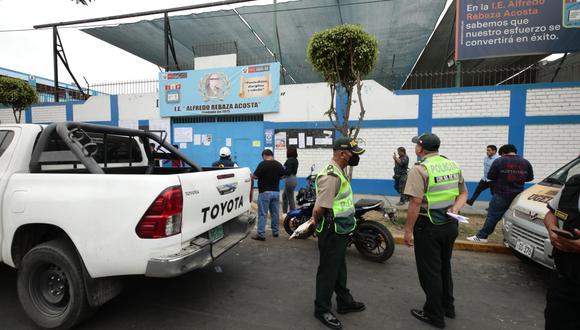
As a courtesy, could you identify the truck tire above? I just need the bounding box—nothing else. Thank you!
[17,239,94,330]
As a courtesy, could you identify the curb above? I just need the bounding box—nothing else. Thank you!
[393,234,511,254]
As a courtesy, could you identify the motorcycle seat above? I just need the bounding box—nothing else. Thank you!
[355,199,384,209]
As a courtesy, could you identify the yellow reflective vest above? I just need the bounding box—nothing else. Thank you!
[315,164,357,234]
[420,155,461,224]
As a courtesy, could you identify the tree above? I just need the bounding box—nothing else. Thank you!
[0,77,38,124]
[307,24,378,141]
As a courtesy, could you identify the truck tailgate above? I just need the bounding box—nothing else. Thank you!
[178,167,251,244]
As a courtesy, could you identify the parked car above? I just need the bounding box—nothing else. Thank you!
[502,156,580,268]
[0,122,255,329]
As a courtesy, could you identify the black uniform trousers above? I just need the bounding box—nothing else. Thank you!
[414,216,458,326]
[314,224,355,316]
[468,180,493,202]
[545,270,580,330]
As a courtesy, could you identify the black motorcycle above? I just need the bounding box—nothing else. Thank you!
[283,165,397,263]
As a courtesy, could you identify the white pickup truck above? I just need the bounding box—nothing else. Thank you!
[0,122,256,329]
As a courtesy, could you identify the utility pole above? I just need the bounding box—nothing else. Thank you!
[53,27,59,102]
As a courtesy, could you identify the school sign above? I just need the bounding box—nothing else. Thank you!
[159,62,280,117]
[456,0,580,60]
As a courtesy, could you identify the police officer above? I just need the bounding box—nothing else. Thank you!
[212,147,238,168]
[544,169,580,330]
[309,137,366,329]
[404,133,468,329]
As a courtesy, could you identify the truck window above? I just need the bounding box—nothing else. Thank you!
[0,130,15,158]
[88,133,143,164]
[41,132,143,165]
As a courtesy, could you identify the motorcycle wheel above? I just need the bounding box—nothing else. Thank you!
[283,214,315,239]
[354,221,395,263]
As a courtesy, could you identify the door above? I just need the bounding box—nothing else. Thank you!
[172,120,263,171]
[0,128,19,261]
[232,138,256,171]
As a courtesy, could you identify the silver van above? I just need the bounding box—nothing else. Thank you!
[502,156,580,269]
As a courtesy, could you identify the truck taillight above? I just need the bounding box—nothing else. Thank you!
[136,186,183,239]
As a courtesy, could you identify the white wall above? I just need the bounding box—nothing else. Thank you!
[118,93,161,121]
[432,126,509,182]
[0,108,16,124]
[267,83,330,123]
[350,80,419,120]
[194,54,237,70]
[267,80,419,123]
[31,105,66,123]
[433,91,510,118]
[73,95,111,122]
[526,87,580,116]
[524,124,580,181]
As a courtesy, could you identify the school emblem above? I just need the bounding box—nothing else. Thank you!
[199,72,230,101]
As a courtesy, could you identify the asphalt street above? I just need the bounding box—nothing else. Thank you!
[0,230,549,330]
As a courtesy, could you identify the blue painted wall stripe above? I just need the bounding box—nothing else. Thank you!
[432,117,509,126]
[138,120,149,130]
[508,86,527,155]
[65,103,73,121]
[335,86,348,133]
[24,107,32,123]
[110,95,119,126]
[417,90,433,135]
[526,115,580,125]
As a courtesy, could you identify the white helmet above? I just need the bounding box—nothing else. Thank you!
[219,147,231,157]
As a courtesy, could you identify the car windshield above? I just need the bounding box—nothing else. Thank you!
[543,157,580,185]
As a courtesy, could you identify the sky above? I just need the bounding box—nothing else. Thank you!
[0,0,297,86]
[0,0,466,88]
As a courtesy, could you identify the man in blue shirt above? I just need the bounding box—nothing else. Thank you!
[468,144,533,243]
[466,145,499,206]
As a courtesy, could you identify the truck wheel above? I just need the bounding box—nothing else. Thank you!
[17,239,93,330]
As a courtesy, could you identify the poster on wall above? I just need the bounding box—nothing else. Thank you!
[159,63,280,117]
[455,0,580,60]
[274,129,335,150]
[275,132,286,151]
[174,127,193,143]
[264,129,274,146]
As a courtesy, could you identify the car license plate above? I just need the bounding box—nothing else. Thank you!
[209,225,224,242]
[515,240,534,258]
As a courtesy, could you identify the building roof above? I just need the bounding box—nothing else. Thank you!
[82,0,447,88]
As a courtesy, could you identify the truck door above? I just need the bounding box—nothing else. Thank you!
[0,128,19,260]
